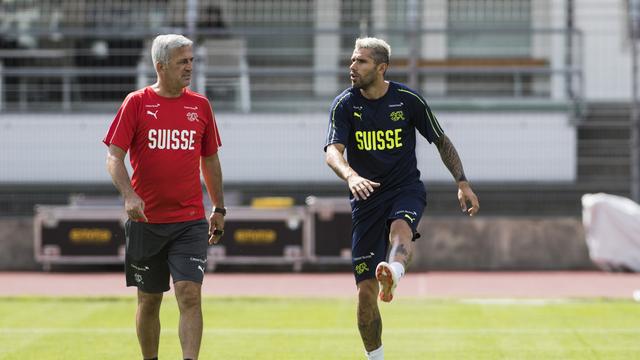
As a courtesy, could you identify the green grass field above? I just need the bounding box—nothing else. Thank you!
[0,297,638,359]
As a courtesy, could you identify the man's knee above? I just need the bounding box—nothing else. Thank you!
[138,291,163,313]
[175,281,202,309]
[357,279,378,305]
[389,219,413,242]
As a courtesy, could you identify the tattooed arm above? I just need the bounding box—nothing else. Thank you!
[435,135,480,216]
[435,134,467,182]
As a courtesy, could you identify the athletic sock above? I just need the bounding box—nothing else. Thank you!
[366,345,384,360]
[389,261,405,279]
[144,357,158,360]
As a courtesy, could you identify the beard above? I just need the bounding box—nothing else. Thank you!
[352,71,376,90]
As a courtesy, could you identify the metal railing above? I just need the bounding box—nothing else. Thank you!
[0,26,583,113]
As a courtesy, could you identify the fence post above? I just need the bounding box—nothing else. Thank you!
[630,0,640,202]
[407,0,420,90]
[63,72,71,112]
[0,61,4,111]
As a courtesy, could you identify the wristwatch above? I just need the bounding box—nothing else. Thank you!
[213,207,227,216]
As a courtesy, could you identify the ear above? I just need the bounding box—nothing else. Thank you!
[377,62,388,75]
[154,61,164,73]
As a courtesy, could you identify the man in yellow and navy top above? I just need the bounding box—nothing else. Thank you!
[324,37,480,360]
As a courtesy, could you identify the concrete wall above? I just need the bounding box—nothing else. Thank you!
[414,216,592,270]
[0,216,592,271]
[0,111,575,184]
[0,217,38,270]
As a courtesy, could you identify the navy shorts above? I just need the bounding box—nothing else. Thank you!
[351,183,426,283]
[124,218,209,293]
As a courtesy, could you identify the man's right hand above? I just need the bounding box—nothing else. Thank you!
[124,193,148,222]
[347,174,381,201]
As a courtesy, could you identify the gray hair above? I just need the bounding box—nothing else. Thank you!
[355,37,391,65]
[151,34,193,65]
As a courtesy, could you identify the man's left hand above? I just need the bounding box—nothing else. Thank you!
[457,181,479,216]
[208,212,225,245]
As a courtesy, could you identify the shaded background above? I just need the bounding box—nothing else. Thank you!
[0,0,637,272]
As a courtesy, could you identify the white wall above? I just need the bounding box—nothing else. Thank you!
[576,0,633,100]
[416,112,576,182]
[0,111,575,184]
[313,0,340,96]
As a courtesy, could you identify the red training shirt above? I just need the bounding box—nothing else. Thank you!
[103,86,222,223]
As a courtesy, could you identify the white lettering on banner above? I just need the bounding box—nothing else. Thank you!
[147,129,196,150]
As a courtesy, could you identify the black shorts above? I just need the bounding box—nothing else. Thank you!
[124,218,209,293]
[351,183,426,283]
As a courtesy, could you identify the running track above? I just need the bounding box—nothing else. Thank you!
[1,272,639,299]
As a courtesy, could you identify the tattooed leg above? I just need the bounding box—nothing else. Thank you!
[388,219,414,269]
[357,279,383,351]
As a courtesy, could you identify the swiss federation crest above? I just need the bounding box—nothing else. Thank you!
[390,110,405,122]
[186,112,199,122]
